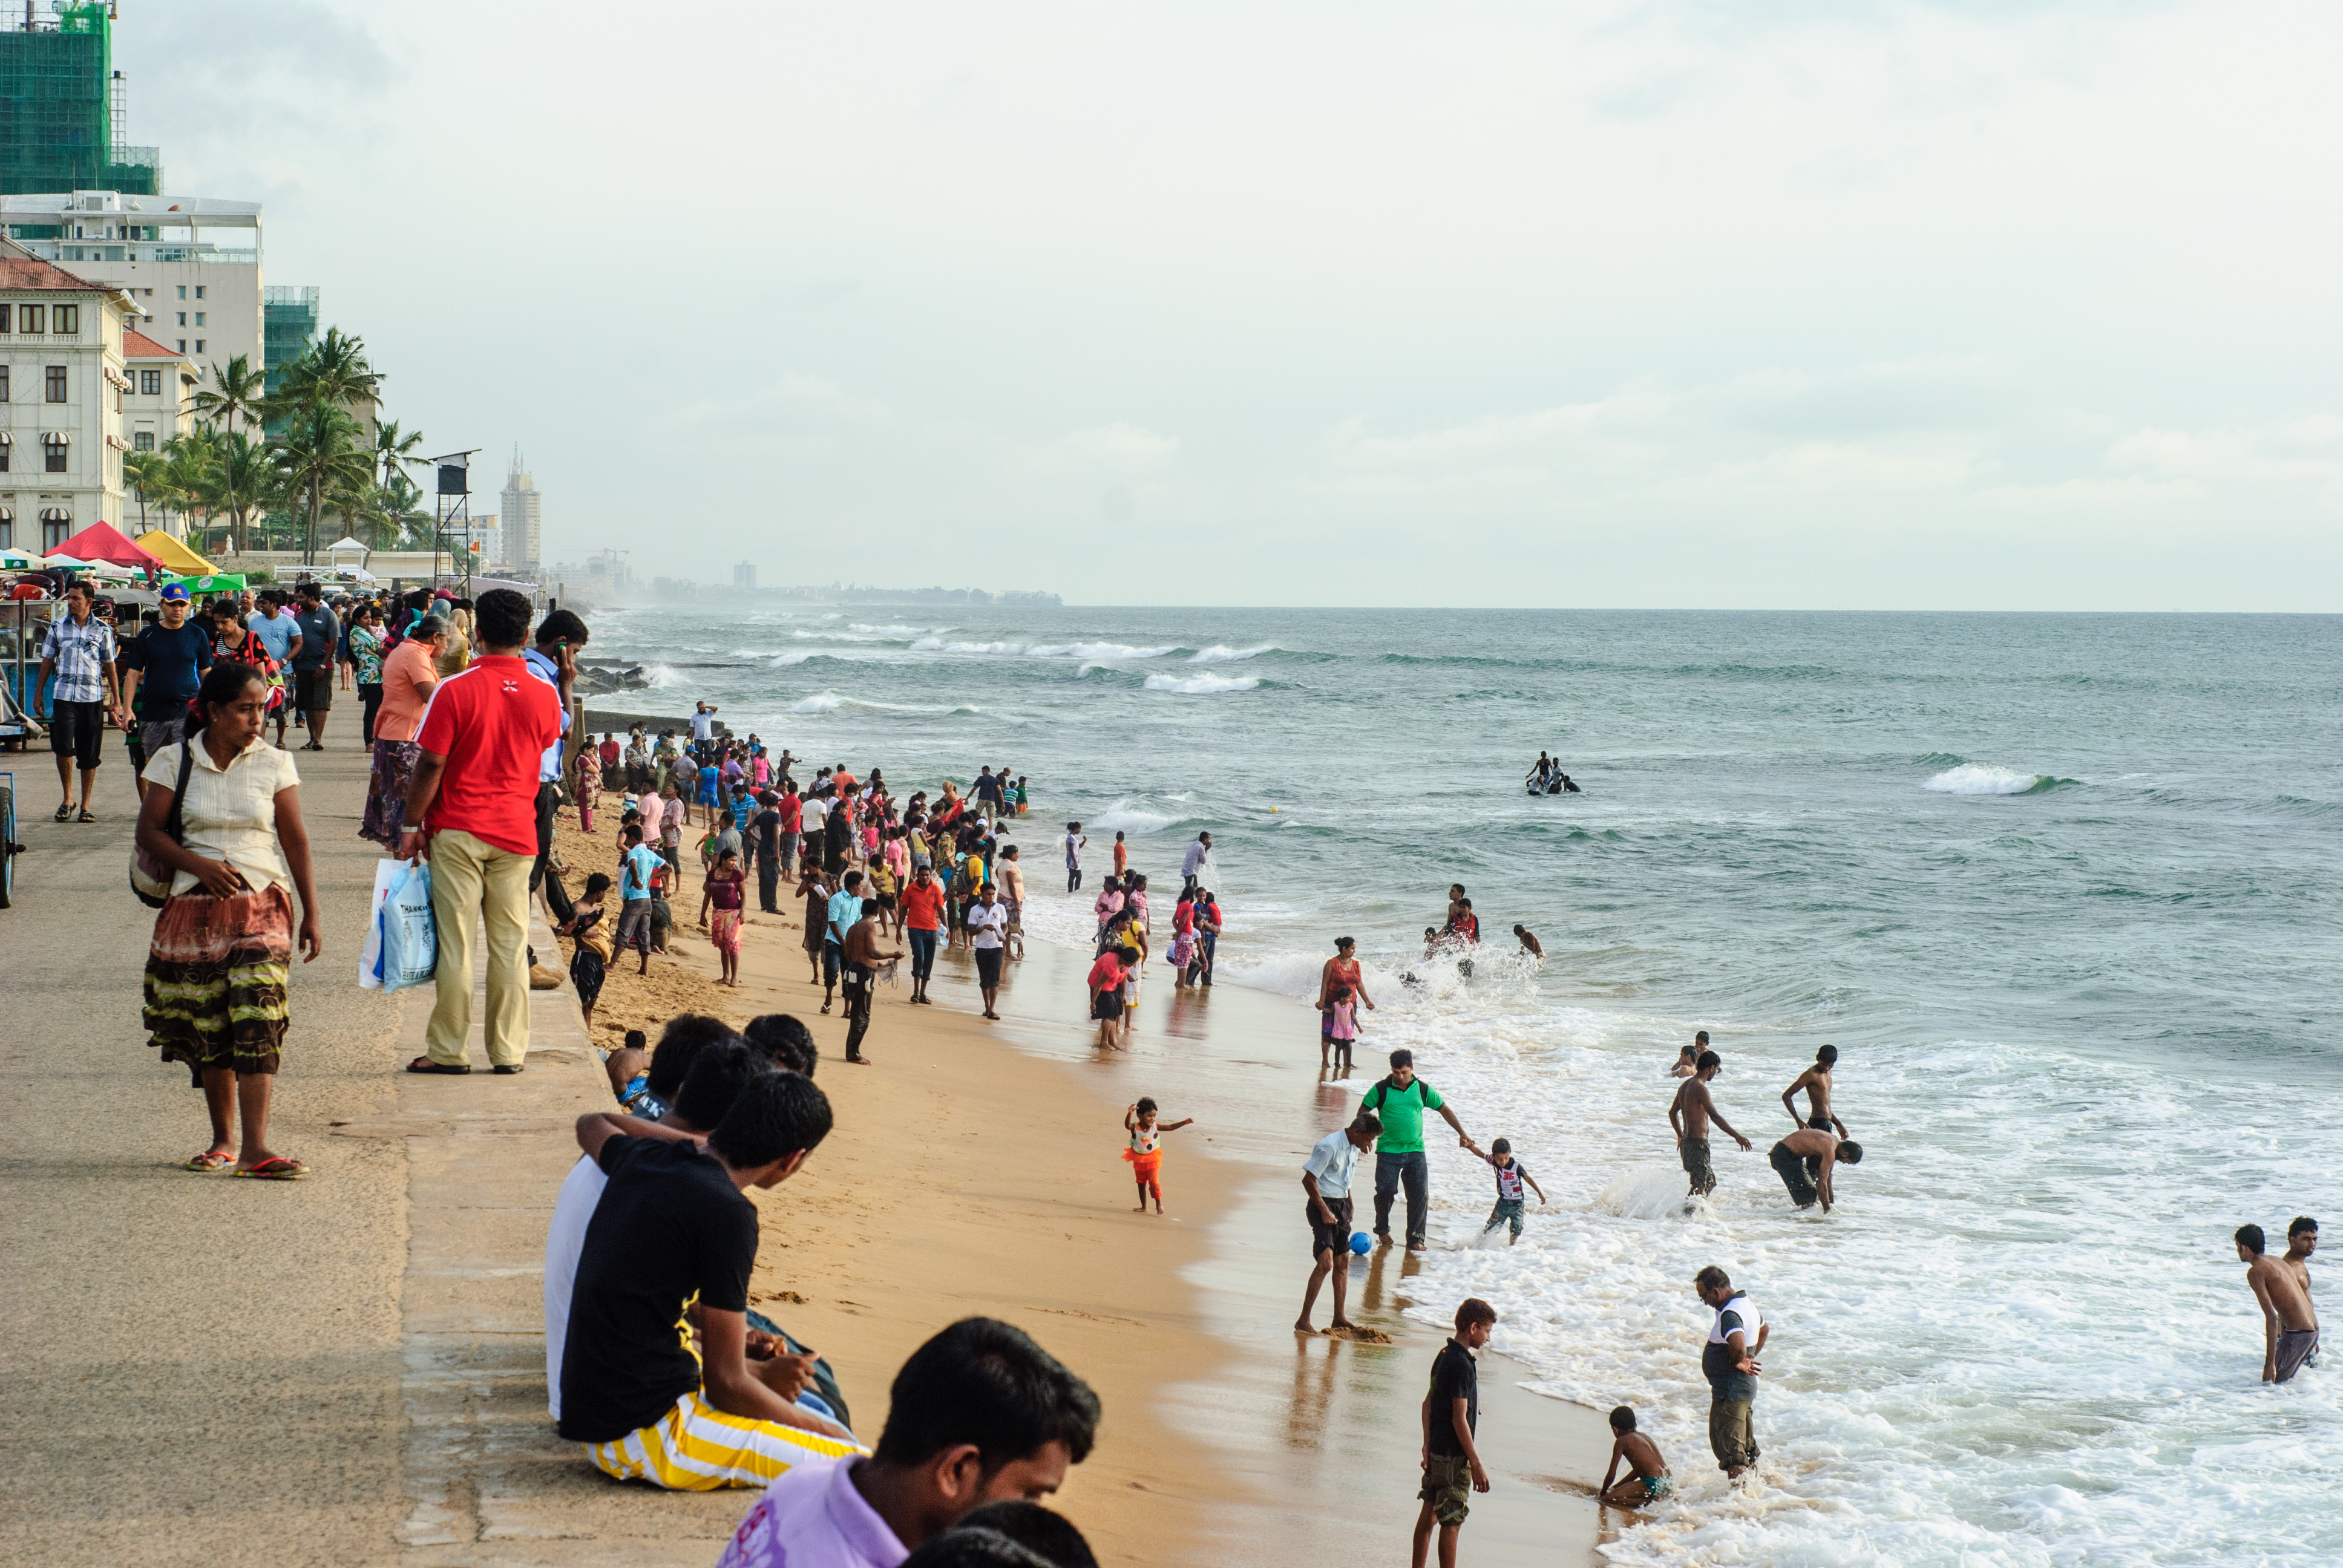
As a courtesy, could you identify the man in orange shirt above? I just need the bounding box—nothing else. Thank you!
[899,861,946,1007]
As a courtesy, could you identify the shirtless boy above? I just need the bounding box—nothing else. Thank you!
[2238,1221,2320,1383]
[1768,1125,1862,1213]
[1597,1405,1673,1508]
[1780,1045,1846,1135]
[1668,1050,1751,1198]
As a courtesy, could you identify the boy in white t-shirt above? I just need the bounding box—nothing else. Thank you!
[1064,822,1087,893]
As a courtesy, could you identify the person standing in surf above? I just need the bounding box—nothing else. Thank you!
[1669,1050,1751,1199]
[1316,937,1375,1062]
[2237,1222,2320,1383]
[1695,1266,1765,1479]
[1360,1050,1480,1252]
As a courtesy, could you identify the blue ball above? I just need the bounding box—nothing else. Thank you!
[1349,1232,1371,1255]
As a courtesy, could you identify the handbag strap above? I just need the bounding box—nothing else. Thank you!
[165,735,195,846]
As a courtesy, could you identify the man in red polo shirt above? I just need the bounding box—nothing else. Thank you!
[398,589,565,1074]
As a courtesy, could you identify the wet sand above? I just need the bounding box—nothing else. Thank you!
[552,809,1613,1563]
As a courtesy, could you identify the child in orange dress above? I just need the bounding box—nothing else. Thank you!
[1122,1097,1195,1215]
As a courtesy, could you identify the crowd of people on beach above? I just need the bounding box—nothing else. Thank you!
[87,578,2316,1568]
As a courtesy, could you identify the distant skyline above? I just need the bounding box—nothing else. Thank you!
[126,1,2342,609]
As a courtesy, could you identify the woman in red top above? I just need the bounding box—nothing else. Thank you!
[1314,936,1376,1053]
[699,848,748,988]
[900,861,947,1006]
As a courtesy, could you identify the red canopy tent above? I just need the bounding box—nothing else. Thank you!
[50,520,164,572]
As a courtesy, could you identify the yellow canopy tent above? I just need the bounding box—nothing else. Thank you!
[134,531,218,577]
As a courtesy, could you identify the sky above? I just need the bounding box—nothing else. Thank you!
[122,1,2343,609]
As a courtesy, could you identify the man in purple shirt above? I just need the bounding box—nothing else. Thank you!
[715,1318,1099,1568]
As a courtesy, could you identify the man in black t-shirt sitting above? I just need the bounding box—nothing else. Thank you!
[560,1070,863,1488]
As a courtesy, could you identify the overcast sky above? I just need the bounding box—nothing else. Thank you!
[125,1,2343,609]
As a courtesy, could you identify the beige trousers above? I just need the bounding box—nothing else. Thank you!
[424,828,532,1069]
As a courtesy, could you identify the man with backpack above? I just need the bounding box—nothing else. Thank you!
[1360,1050,1482,1253]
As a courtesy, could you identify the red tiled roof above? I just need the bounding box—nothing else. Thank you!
[0,255,110,292]
[122,328,185,359]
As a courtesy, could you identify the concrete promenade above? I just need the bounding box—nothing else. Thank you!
[1,710,743,1566]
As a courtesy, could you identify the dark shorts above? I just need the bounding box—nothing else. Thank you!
[823,942,842,984]
[974,947,1003,988]
[2276,1328,2321,1383]
[1418,1452,1472,1526]
[1770,1141,1819,1207]
[1680,1135,1715,1194]
[1308,1195,1353,1259]
[50,698,106,768]
[140,715,188,766]
[1485,1198,1525,1236]
[613,901,653,955]
[1092,988,1122,1021]
[293,667,333,711]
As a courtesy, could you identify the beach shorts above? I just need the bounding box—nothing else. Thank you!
[50,697,106,769]
[1769,1142,1819,1207]
[974,947,1003,988]
[140,715,188,769]
[822,942,842,984]
[1308,1195,1353,1259]
[578,1388,863,1491]
[1484,1198,1525,1238]
[1092,989,1122,1022]
[1634,1473,1673,1502]
[1680,1135,1715,1195]
[1419,1452,1472,1525]
[2276,1328,2321,1383]
[293,667,333,711]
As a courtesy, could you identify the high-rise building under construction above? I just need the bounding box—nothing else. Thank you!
[1,2,162,197]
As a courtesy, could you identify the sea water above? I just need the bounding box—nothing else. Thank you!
[578,604,2342,1566]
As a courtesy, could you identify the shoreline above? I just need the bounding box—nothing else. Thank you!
[551,806,1608,1563]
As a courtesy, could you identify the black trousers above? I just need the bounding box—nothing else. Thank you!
[358,682,383,745]
[532,781,575,924]
[844,967,874,1060]
[758,859,781,912]
[1373,1151,1430,1246]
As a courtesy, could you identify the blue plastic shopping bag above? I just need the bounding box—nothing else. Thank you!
[379,860,438,992]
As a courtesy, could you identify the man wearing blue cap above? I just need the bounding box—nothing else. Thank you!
[119,582,212,803]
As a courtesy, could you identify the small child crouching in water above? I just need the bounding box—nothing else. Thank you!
[1599,1405,1673,1507]
[1122,1097,1195,1214]
[1480,1137,1547,1245]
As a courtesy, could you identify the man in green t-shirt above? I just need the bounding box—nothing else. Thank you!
[1360,1049,1481,1252]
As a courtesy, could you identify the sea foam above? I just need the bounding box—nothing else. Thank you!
[1923,763,2065,795]
[1145,672,1259,694]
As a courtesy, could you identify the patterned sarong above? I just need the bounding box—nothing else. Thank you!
[361,738,422,846]
[144,884,294,1076]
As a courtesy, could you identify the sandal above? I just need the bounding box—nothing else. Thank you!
[184,1149,235,1172]
[406,1056,471,1074]
[54,802,71,822]
[233,1156,310,1180]
[76,808,94,823]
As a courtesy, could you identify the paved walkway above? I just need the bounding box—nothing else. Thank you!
[0,713,742,1566]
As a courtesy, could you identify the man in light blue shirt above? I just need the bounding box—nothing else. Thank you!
[1298,1110,1384,1334]
[823,868,864,1014]
[614,826,663,975]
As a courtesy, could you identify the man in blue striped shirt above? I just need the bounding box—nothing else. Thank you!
[38,581,120,822]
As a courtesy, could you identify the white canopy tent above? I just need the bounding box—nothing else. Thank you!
[326,535,372,575]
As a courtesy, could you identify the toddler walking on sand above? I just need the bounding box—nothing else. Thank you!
[1480,1138,1547,1245]
[1598,1405,1674,1507]
[1122,1098,1195,1214]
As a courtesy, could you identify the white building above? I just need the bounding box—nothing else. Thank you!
[0,245,137,554]
[499,456,542,577]
[1,191,260,375]
[120,326,197,534]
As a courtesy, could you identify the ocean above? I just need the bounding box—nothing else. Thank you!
[579,603,2342,1566]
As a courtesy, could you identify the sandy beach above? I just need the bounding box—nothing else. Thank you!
[548,805,1612,1565]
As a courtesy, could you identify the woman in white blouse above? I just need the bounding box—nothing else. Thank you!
[135,659,323,1180]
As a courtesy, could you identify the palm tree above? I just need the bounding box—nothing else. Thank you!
[381,469,434,550]
[123,449,172,533]
[191,353,268,438]
[373,417,426,495]
[211,431,276,558]
[272,401,372,565]
[160,430,219,552]
[270,328,382,422]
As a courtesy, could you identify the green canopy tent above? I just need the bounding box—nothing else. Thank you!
[160,573,248,595]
